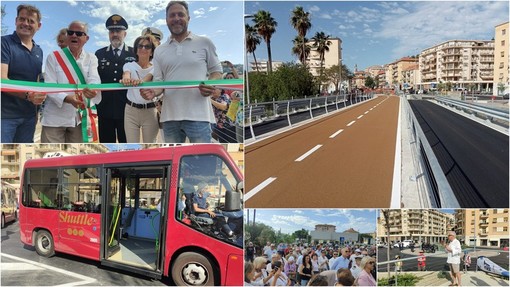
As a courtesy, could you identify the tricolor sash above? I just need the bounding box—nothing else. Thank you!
[53,48,99,143]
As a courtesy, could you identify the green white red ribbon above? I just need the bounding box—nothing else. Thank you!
[0,78,244,94]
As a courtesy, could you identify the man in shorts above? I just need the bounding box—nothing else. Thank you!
[445,231,462,286]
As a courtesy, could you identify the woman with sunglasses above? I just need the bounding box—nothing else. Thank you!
[356,256,376,286]
[120,34,160,143]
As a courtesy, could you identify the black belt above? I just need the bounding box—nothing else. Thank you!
[126,99,159,109]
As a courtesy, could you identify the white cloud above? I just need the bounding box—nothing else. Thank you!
[294,210,303,214]
[67,0,78,7]
[319,13,332,20]
[376,1,508,59]
[309,5,320,12]
[208,6,219,12]
[193,8,205,18]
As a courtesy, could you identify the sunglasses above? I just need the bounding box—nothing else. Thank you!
[67,30,87,37]
[137,44,152,50]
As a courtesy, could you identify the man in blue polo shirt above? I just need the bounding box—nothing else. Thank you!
[1,4,46,143]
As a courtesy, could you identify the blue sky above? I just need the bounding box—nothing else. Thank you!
[2,0,244,67]
[245,1,509,71]
[245,209,376,234]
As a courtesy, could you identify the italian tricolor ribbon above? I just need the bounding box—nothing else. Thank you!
[0,78,244,94]
[53,47,98,143]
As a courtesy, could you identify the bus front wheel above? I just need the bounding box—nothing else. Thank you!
[172,252,215,286]
[34,230,55,257]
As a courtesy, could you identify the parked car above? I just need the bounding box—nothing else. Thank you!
[393,240,413,248]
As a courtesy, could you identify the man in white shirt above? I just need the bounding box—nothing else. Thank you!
[140,1,222,143]
[445,231,462,286]
[42,21,101,142]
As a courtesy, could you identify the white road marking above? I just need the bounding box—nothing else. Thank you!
[329,129,344,138]
[390,97,402,208]
[1,253,97,286]
[245,177,277,201]
[364,111,369,114]
[1,262,44,271]
[347,120,356,127]
[295,145,323,162]
[357,115,364,119]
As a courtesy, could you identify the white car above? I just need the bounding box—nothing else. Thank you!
[393,240,413,248]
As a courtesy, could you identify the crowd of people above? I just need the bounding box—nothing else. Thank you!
[1,1,243,144]
[244,241,377,286]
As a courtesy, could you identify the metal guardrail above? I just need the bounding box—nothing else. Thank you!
[403,97,460,208]
[435,96,509,123]
[245,93,374,140]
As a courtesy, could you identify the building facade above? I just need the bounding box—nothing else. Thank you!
[306,38,342,92]
[1,144,109,188]
[419,40,494,91]
[310,224,359,244]
[493,22,509,96]
[385,57,419,90]
[249,60,284,73]
[377,209,455,244]
[454,209,509,248]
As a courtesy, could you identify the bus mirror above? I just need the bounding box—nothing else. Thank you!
[224,189,241,211]
[236,181,244,193]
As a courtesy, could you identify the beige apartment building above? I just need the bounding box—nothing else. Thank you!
[306,38,342,92]
[385,57,418,89]
[454,209,509,248]
[249,60,284,73]
[493,22,509,96]
[1,144,109,186]
[401,63,420,91]
[377,209,454,245]
[419,40,494,91]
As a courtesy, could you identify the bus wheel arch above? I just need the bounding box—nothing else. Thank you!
[170,249,220,286]
[33,229,55,257]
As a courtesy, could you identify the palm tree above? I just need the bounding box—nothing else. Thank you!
[312,31,332,91]
[290,6,312,64]
[253,10,277,73]
[245,24,261,72]
[291,36,310,64]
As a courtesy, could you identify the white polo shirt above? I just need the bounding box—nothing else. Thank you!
[152,32,222,123]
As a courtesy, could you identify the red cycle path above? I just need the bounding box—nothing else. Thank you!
[245,96,400,208]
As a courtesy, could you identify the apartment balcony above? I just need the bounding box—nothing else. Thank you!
[479,221,489,226]
[1,160,19,166]
[479,231,488,236]
[480,212,489,218]
[480,58,494,63]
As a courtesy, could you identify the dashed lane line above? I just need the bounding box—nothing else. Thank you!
[245,177,277,201]
[329,129,344,139]
[364,111,369,114]
[347,120,356,127]
[295,145,323,162]
[357,115,364,119]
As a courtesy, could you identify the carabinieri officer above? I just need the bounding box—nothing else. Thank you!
[95,14,136,143]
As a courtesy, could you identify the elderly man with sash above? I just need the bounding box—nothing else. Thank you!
[41,20,101,143]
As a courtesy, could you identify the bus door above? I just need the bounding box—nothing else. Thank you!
[101,163,170,279]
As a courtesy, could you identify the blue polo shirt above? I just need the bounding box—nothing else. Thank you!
[1,31,43,119]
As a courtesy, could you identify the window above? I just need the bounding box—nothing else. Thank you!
[503,29,507,36]
[177,154,242,246]
[62,167,101,212]
[502,40,506,46]
[24,168,59,209]
[500,62,505,69]
[24,167,101,212]
[502,51,505,58]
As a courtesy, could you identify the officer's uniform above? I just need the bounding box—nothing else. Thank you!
[95,14,135,143]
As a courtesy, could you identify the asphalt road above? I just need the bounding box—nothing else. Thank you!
[245,96,400,208]
[409,100,509,207]
[1,220,172,286]
[377,247,509,273]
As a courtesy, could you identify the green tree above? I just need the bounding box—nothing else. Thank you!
[365,76,376,89]
[245,222,277,249]
[248,63,316,102]
[312,32,332,91]
[245,24,261,72]
[290,6,312,64]
[291,36,310,66]
[253,10,277,73]
[497,82,506,96]
[293,228,311,243]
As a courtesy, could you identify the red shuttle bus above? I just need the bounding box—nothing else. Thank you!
[19,145,244,286]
